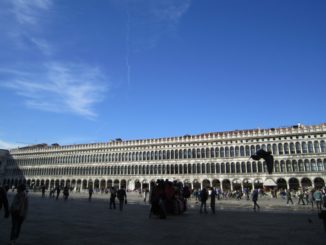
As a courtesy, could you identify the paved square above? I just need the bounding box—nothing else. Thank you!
[0,192,325,245]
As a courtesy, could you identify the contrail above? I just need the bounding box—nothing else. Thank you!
[126,0,131,88]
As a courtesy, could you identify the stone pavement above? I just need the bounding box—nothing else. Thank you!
[0,191,325,245]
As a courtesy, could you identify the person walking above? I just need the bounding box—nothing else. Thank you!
[109,187,117,209]
[0,185,9,218]
[210,188,217,214]
[55,186,61,200]
[199,187,208,214]
[252,188,260,211]
[297,189,305,205]
[117,187,127,211]
[88,186,94,202]
[286,189,293,205]
[10,184,28,245]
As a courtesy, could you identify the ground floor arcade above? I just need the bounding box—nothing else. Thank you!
[2,173,325,192]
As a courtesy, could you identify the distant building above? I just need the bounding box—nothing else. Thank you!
[1,123,326,191]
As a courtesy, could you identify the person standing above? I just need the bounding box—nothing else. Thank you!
[63,186,69,201]
[117,187,127,211]
[10,184,28,245]
[109,187,117,209]
[41,185,46,198]
[314,188,323,211]
[252,188,260,211]
[210,188,217,214]
[199,188,208,214]
[0,185,9,218]
[144,189,149,204]
[286,189,293,205]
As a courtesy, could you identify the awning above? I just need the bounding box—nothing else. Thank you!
[263,179,277,186]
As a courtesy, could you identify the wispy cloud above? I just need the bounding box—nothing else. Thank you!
[1,63,109,118]
[29,37,53,55]
[12,0,52,26]
[0,139,25,150]
[150,0,191,23]
[124,0,192,52]
[1,0,53,56]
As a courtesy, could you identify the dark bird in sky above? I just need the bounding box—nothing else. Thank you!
[250,149,274,174]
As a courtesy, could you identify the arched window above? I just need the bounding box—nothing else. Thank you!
[298,160,304,172]
[321,141,326,153]
[201,148,205,158]
[286,160,292,172]
[250,145,255,155]
[292,160,298,172]
[311,159,317,171]
[220,147,225,158]
[230,162,235,173]
[272,144,278,155]
[225,147,230,158]
[308,141,314,153]
[274,161,280,173]
[197,163,201,174]
[284,143,289,154]
[216,163,220,173]
[226,162,230,173]
[192,149,196,158]
[236,162,240,173]
[295,142,301,154]
[155,151,159,160]
[196,149,201,158]
[206,163,210,174]
[192,164,196,174]
[258,162,263,173]
[206,148,210,158]
[211,163,215,173]
[240,146,244,157]
[210,148,215,158]
[183,149,187,159]
[302,142,307,154]
[290,143,295,154]
[280,161,286,172]
[317,159,324,171]
[252,162,257,173]
[230,147,235,157]
[221,163,225,173]
[241,162,246,173]
[314,141,320,153]
[215,148,219,158]
[245,146,250,156]
[278,143,283,155]
[304,160,311,172]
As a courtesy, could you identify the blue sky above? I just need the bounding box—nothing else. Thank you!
[0,0,325,149]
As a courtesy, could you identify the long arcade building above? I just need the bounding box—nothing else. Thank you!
[1,123,326,192]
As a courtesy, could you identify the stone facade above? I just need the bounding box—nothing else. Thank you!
[1,123,326,191]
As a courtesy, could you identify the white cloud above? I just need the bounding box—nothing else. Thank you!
[0,139,25,150]
[2,63,109,119]
[12,0,52,25]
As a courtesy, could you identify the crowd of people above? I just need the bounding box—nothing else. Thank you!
[1,182,326,244]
